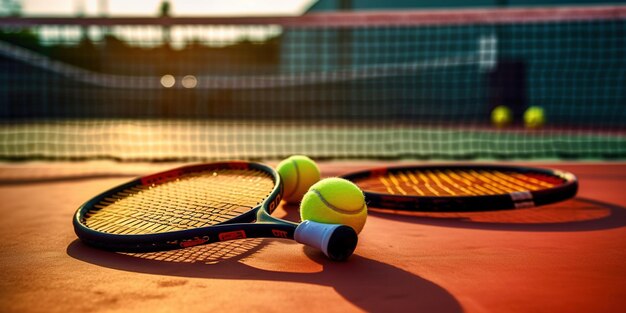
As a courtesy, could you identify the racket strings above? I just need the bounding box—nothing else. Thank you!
[84,169,275,235]
[361,169,560,196]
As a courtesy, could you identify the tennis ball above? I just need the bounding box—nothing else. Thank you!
[491,105,512,128]
[300,177,367,234]
[276,155,321,203]
[524,106,545,129]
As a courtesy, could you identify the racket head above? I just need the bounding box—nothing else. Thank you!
[73,161,285,252]
[341,164,578,212]
[73,161,359,261]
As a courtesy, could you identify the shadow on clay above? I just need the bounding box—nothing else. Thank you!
[369,197,626,232]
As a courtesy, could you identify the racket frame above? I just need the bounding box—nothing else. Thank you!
[341,164,578,212]
[73,162,290,252]
[73,161,358,261]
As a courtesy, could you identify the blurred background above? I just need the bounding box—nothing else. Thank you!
[0,0,624,161]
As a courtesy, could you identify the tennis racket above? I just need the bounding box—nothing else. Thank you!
[73,161,358,261]
[341,164,578,212]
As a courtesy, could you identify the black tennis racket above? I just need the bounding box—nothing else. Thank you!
[73,161,358,261]
[341,164,578,212]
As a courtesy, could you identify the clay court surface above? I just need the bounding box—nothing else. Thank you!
[0,161,625,313]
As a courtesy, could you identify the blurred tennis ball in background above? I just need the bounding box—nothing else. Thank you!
[524,106,545,129]
[276,155,321,203]
[300,177,367,234]
[491,105,512,128]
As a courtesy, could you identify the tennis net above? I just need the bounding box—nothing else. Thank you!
[0,5,624,160]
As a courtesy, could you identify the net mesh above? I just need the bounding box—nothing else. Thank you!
[84,168,274,234]
[0,6,624,161]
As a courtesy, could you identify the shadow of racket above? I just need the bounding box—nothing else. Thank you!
[369,197,626,232]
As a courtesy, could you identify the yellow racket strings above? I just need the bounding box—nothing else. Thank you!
[84,169,275,235]
[361,169,557,196]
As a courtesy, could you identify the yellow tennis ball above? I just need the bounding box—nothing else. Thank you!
[300,177,367,234]
[524,106,545,129]
[491,105,512,128]
[276,155,321,203]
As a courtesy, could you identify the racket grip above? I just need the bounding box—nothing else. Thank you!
[294,220,358,261]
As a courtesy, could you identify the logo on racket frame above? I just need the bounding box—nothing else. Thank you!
[267,184,283,214]
[272,229,289,238]
[219,230,247,241]
[178,236,210,248]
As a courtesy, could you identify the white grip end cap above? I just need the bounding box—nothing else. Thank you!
[294,220,342,257]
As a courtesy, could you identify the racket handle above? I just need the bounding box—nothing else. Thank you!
[294,220,358,261]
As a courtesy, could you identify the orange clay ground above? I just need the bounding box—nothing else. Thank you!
[0,161,625,313]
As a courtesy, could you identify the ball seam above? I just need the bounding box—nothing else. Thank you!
[283,159,300,199]
[309,189,365,215]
